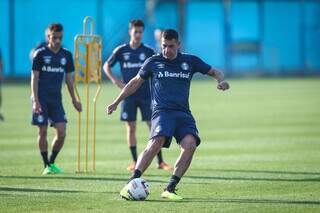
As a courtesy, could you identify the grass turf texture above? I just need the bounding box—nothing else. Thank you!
[0,78,320,212]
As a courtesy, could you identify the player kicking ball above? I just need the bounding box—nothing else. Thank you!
[31,23,82,175]
[107,29,229,200]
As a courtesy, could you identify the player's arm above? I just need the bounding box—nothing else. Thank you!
[207,68,230,91]
[106,75,145,115]
[65,72,82,112]
[31,70,42,113]
[103,61,125,89]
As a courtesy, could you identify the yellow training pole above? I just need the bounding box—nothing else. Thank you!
[85,42,90,174]
[92,85,101,173]
[74,37,82,173]
[74,16,102,174]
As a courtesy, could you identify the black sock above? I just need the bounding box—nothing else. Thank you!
[129,169,142,182]
[156,150,163,164]
[41,151,50,168]
[49,150,59,164]
[129,146,137,161]
[166,175,181,192]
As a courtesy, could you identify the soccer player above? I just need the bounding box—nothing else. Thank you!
[103,19,172,172]
[31,23,82,175]
[107,29,230,200]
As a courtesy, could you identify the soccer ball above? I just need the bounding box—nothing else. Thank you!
[127,178,150,201]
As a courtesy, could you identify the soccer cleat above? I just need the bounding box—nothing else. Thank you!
[127,161,136,172]
[119,184,133,200]
[161,190,183,201]
[42,166,54,175]
[157,162,173,171]
[49,163,62,174]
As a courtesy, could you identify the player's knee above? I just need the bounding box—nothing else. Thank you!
[127,123,136,135]
[38,128,47,138]
[181,136,197,153]
[57,129,66,141]
[146,137,164,153]
[128,126,136,136]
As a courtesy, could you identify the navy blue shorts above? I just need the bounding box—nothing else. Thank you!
[31,98,67,126]
[120,96,151,122]
[150,110,201,148]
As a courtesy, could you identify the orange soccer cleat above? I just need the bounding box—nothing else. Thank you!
[158,162,173,171]
[127,161,136,172]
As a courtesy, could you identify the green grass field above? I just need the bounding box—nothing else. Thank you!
[1,78,320,212]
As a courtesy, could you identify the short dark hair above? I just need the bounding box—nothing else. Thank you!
[129,19,144,29]
[162,29,179,41]
[47,23,63,33]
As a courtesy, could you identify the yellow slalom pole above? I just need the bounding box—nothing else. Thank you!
[77,104,81,173]
[85,42,90,174]
[74,37,82,173]
[92,85,101,173]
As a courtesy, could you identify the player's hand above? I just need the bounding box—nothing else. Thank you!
[106,102,118,115]
[33,100,42,114]
[73,100,82,112]
[217,81,230,91]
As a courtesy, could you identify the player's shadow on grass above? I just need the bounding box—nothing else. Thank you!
[139,173,320,183]
[147,198,320,205]
[196,169,320,176]
[0,186,118,195]
[0,186,82,193]
[184,175,320,182]
[0,175,168,184]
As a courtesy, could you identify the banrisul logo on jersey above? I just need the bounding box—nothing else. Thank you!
[157,71,190,79]
[123,62,143,69]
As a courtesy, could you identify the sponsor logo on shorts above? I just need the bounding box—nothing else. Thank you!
[37,115,44,123]
[155,125,161,133]
[122,112,128,120]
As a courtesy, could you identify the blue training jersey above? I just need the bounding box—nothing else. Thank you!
[107,43,154,98]
[138,53,211,113]
[32,46,74,101]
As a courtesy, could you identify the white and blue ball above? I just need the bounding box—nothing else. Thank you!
[127,178,150,201]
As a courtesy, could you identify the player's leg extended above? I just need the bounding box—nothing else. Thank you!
[125,121,137,171]
[162,134,197,200]
[146,121,172,171]
[37,125,52,174]
[134,136,165,175]
[49,122,66,173]
[173,134,197,178]
[38,125,49,165]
